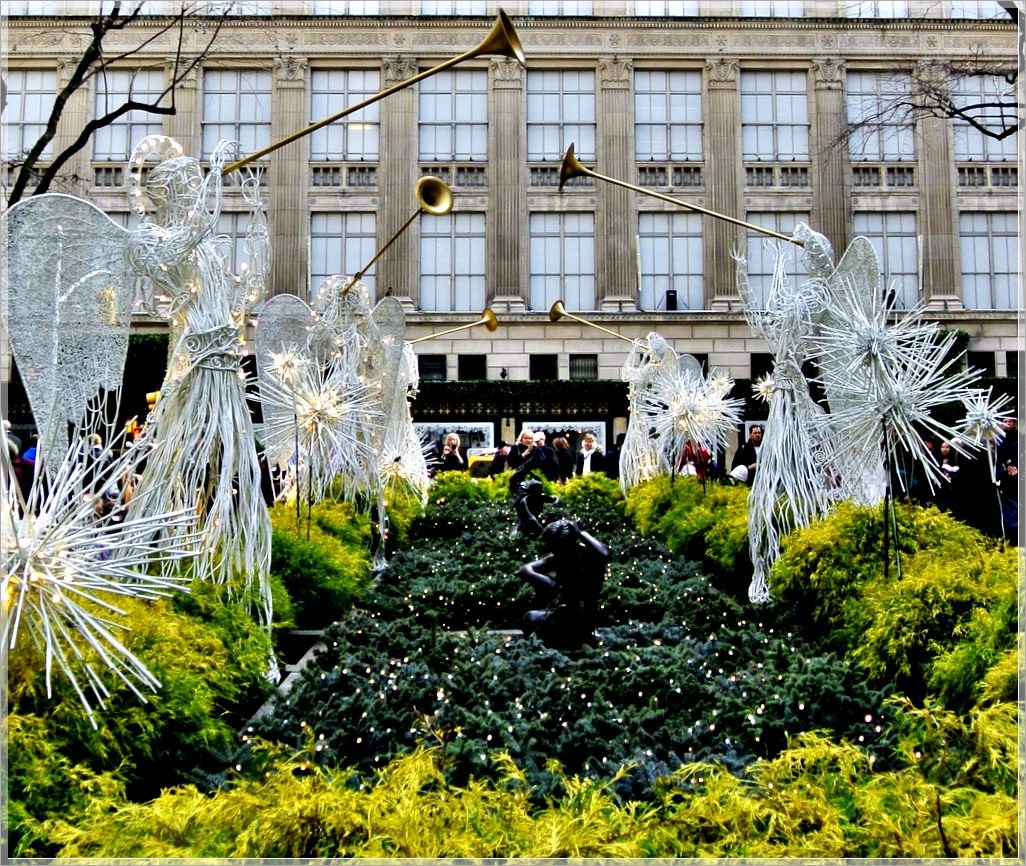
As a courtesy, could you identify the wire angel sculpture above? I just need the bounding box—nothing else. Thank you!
[1,404,201,722]
[122,135,271,611]
[735,226,843,603]
[618,333,677,493]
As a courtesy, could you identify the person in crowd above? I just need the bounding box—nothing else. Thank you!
[730,424,763,485]
[531,431,558,481]
[551,436,575,483]
[933,439,961,514]
[2,419,21,456]
[575,432,606,476]
[677,439,713,481]
[604,432,624,481]
[488,441,510,476]
[438,432,466,473]
[995,416,1020,542]
[505,429,536,472]
[520,517,610,648]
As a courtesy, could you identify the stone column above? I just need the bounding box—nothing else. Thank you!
[916,62,962,309]
[166,60,199,156]
[705,57,743,310]
[488,56,527,312]
[54,59,91,198]
[268,56,308,298]
[811,57,848,260]
[377,55,420,310]
[597,56,637,312]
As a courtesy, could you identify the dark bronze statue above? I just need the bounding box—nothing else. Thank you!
[519,517,610,648]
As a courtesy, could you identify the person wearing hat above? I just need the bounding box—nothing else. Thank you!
[730,424,763,485]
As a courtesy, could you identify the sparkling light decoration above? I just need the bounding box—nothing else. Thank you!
[1,409,200,722]
[638,361,744,478]
[123,136,271,607]
[806,255,986,497]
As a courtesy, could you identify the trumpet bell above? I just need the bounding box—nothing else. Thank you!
[558,143,591,191]
[475,9,527,67]
[416,176,453,216]
[481,307,499,332]
[549,299,568,322]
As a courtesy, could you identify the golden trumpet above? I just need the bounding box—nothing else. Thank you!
[224,11,525,174]
[558,143,804,248]
[341,176,453,295]
[407,308,499,345]
[548,299,645,346]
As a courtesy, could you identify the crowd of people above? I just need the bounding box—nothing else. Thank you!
[427,415,1020,544]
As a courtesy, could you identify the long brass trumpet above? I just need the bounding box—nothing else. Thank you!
[407,308,499,344]
[549,299,645,346]
[558,143,804,248]
[341,175,452,295]
[224,11,525,174]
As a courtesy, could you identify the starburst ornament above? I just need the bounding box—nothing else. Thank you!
[1,418,201,721]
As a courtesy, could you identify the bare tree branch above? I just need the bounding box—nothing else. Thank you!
[5,1,228,206]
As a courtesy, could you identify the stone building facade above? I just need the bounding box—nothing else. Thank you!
[2,1,1021,445]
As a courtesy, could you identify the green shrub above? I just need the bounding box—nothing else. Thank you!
[269,500,373,629]
[5,591,274,856]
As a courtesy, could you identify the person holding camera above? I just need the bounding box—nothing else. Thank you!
[505,429,537,471]
[438,432,466,473]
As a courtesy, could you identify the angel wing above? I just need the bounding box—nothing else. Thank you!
[1,194,134,471]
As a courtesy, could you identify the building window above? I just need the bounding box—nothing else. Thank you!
[966,351,996,377]
[634,69,703,161]
[743,212,810,308]
[202,69,272,160]
[840,0,908,15]
[419,1,488,13]
[1005,351,1022,378]
[527,1,593,13]
[959,211,1017,310]
[418,354,448,382]
[310,69,380,161]
[638,211,703,311]
[633,0,699,14]
[527,70,596,163]
[739,1,804,16]
[310,211,376,297]
[419,69,487,162]
[951,74,1018,162]
[750,352,774,381]
[420,212,486,312]
[949,1,1008,18]
[92,68,166,162]
[853,211,920,310]
[312,1,381,12]
[457,354,487,380]
[740,70,809,161]
[569,354,599,380]
[2,69,56,161]
[216,211,263,275]
[530,354,559,380]
[529,212,596,312]
[845,71,915,162]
